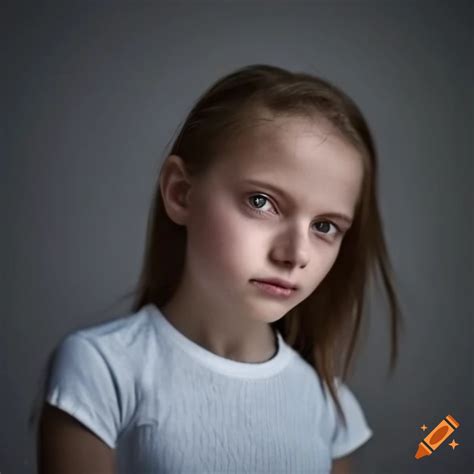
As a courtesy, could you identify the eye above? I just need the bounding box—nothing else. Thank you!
[248,194,277,214]
[247,193,342,237]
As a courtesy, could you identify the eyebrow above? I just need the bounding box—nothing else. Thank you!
[242,178,354,225]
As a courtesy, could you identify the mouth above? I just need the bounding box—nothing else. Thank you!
[250,278,298,290]
[250,280,297,297]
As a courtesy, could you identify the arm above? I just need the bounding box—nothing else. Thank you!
[37,403,117,474]
[331,454,352,474]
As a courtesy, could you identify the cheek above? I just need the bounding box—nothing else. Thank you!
[187,198,258,276]
[307,249,341,291]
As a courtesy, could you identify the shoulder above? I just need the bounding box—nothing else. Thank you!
[321,378,374,460]
[59,304,158,366]
[73,305,154,346]
[43,305,159,448]
[47,303,161,408]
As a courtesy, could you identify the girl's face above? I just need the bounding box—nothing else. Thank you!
[162,115,364,327]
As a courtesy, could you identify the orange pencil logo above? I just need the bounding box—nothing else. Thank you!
[414,414,460,459]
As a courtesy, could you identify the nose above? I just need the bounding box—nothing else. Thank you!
[270,226,310,269]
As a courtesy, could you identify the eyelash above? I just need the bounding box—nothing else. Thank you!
[247,193,341,237]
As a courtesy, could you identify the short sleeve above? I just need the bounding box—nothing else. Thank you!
[329,379,373,459]
[44,333,121,449]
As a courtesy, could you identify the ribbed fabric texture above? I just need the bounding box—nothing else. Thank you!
[45,303,373,473]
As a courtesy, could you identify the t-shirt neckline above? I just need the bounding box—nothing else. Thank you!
[145,303,294,378]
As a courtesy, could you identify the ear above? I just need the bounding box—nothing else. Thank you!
[159,154,193,226]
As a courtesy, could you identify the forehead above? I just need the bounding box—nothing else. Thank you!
[211,115,364,214]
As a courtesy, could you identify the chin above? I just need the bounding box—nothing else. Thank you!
[259,310,288,324]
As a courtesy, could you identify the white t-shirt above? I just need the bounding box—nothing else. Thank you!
[45,303,373,473]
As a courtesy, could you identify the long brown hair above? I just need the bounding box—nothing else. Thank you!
[124,64,405,429]
[29,64,404,433]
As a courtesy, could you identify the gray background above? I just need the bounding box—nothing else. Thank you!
[2,1,472,473]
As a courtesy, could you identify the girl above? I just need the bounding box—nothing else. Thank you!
[33,64,404,473]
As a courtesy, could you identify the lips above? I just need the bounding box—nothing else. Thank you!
[251,278,297,290]
[250,280,296,297]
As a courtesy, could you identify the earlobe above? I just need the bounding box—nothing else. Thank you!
[159,154,192,226]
